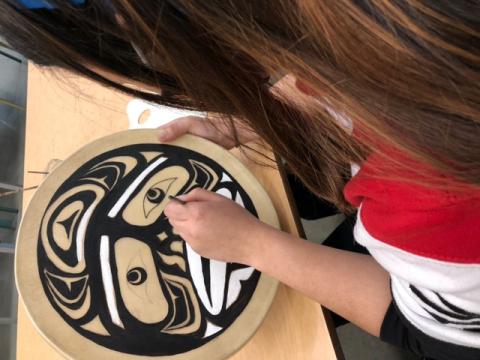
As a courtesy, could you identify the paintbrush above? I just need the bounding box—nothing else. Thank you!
[168,195,187,205]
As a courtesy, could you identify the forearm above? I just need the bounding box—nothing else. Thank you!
[250,225,392,336]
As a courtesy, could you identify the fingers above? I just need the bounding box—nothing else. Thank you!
[156,116,236,148]
[167,218,186,235]
[164,188,219,221]
[157,116,198,142]
[177,188,223,202]
[164,200,190,221]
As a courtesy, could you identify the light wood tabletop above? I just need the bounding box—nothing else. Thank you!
[16,64,343,360]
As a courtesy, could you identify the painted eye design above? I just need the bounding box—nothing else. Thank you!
[146,188,166,204]
[126,267,147,285]
[142,178,176,218]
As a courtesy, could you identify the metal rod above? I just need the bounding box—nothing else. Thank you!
[0,183,22,191]
[27,171,49,175]
[0,98,24,111]
[0,49,22,64]
[0,244,15,254]
[0,318,16,325]
[0,207,18,214]
[0,185,39,199]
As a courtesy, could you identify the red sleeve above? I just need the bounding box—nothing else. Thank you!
[344,151,480,264]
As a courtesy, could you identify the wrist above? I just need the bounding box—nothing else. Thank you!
[245,223,281,269]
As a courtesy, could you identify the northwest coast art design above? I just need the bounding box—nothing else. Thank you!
[37,144,260,356]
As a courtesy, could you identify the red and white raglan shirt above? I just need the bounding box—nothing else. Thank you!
[344,150,480,349]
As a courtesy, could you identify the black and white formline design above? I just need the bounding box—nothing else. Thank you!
[37,144,260,356]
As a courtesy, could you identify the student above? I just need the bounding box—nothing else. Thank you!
[1,1,479,359]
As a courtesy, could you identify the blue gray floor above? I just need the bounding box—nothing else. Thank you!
[302,216,418,360]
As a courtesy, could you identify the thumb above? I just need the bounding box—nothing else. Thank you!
[178,188,222,202]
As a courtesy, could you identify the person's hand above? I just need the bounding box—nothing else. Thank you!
[164,188,270,265]
[157,116,259,149]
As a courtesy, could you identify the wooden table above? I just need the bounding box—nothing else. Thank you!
[17,64,342,360]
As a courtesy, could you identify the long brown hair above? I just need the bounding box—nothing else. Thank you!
[1,0,479,211]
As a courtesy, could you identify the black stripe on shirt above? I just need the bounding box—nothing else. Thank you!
[410,285,480,327]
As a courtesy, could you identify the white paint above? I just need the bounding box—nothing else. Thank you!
[234,192,245,208]
[226,267,255,309]
[215,188,232,200]
[221,173,232,183]
[76,204,95,262]
[100,235,124,328]
[209,260,227,314]
[108,156,167,218]
[186,244,226,315]
[127,99,205,129]
[203,321,223,338]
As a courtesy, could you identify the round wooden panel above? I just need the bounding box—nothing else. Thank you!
[16,130,279,360]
